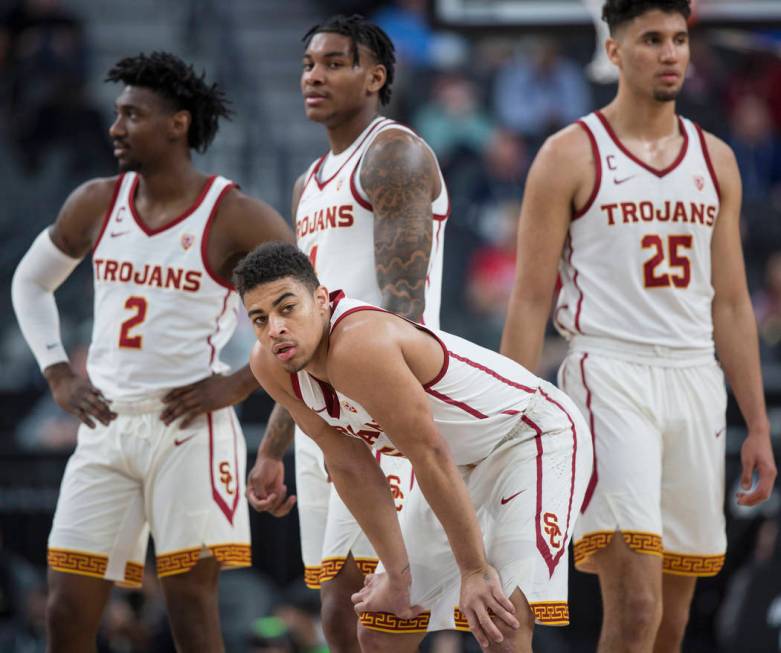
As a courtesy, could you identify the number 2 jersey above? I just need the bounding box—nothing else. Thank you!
[554,111,720,352]
[88,172,239,400]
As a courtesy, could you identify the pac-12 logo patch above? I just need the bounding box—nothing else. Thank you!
[181,233,195,250]
[694,175,705,192]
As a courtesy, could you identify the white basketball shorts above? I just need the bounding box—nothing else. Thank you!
[559,338,727,578]
[48,397,251,587]
[360,380,593,634]
[295,428,415,589]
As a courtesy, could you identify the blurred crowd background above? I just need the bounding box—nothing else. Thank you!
[0,0,780,651]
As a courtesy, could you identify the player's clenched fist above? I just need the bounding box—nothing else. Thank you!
[246,455,296,517]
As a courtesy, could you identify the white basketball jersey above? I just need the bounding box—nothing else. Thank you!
[296,116,449,327]
[555,111,720,351]
[89,173,239,400]
[291,294,544,466]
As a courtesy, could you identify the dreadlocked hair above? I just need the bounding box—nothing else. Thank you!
[106,51,231,153]
[602,0,691,33]
[303,14,396,106]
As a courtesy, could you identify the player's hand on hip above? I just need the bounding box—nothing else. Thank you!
[246,455,296,517]
[45,362,116,428]
[351,569,423,620]
[459,565,519,649]
[161,373,243,428]
[737,430,778,506]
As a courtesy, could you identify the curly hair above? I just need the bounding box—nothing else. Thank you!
[233,242,320,298]
[303,14,396,106]
[602,0,691,34]
[106,51,231,153]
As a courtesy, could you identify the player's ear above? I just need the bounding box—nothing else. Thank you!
[170,110,191,142]
[605,35,621,67]
[314,286,329,311]
[366,64,386,97]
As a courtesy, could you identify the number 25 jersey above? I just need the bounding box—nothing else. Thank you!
[555,111,720,351]
[89,172,239,400]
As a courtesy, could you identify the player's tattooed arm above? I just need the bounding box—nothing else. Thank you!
[361,130,438,322]
[260,403,296,459]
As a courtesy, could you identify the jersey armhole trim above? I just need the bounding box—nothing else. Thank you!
[573,121,601,221]
[290,373,303,401]
[92,174,125,253]
[694,122,721,201]
[200,182,239,290]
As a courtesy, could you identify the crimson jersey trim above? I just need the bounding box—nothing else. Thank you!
[200,182,239,290]
[694,122,721,201]
[92,174,125,253]
[573,121,601,220]
[129,175,217,236]
[595,111,689,178]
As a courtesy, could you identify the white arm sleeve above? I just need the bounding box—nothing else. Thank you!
[11,228,83,372]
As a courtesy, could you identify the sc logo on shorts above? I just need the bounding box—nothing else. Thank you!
[219,461,235,496]
[543,512,562,549]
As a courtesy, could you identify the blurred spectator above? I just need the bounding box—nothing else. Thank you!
[0,0,111,175]
[493,37,591,145]
[373,0,432,68]
[464,200,519,349]
[412,72,494,164]
[753,253,781,362]
[728,94,781,203]
[725,52,781,132]
[677,37,729,136]
[15,344,89,451]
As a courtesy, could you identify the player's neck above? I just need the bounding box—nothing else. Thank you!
[302,328,332,382]
[135,157,205,206]
[603,91,678,142]
[326,107,381,154]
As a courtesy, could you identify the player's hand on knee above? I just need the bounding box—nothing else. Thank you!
[737,431,778,506]
[246,456,296,516]
[459,565,519,649]
[161,373,245,427]
[45,363,116,428]
[351,570,423,620]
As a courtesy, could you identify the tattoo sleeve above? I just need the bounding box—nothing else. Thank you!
[260,403,296,459]
[361,135,435,322]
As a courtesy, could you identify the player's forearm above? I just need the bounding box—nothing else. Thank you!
[713,298,770,434]
[227,365,261,402]
[406,442,487,575]
[326,443,411,576]
[258,403,296,460]
[500,291,553,372]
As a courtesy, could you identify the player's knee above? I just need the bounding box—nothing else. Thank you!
[356,623,391,653]
[47,589,91,639]
[620,590,662,641]
[320,591,358,649]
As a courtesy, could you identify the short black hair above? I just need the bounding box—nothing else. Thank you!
[106,51,231,153]
[234,242,320,298]
[303,14,396,106]
[602,0,691,34]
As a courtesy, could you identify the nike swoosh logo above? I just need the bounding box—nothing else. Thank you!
[613,175,636,185]
[500,490,526,505]
[715,428,725,439]
[110,231,131,238]
[45,343,59,350]
[174,434,197,446]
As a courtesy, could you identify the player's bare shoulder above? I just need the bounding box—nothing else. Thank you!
[534,123,596,204]
[360,126,440,203]
[50,176,122,258]
[214,186,292,242]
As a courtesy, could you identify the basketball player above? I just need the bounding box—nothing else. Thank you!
[500,2,777,652]
[11,52,292,652]
[235,242,592,653]
[245,15,448,651]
